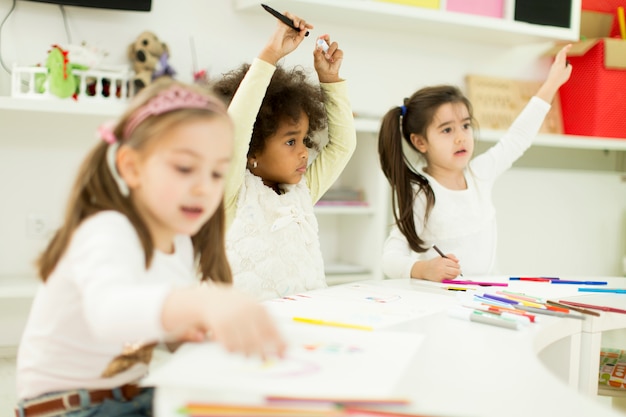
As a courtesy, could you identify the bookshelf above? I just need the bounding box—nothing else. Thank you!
[234,0,582,45]
[316,126,390,285]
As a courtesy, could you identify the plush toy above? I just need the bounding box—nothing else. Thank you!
[127,31,176,92]
[35,44,88,100]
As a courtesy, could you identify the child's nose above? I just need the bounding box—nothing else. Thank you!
[194,176,213,195]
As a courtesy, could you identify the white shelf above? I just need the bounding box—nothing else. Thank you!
[326,273,372,286]
[0,96,127,117]
[2,94,621,153]
[235,0,581,45]
[481,129,626,152]
[0,276,40,299]
[354,117,626,152]
[314,205,375,215]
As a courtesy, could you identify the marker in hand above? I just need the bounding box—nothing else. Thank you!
[317,38,329,53]
[433,244,463,277]
[261,3,310,37]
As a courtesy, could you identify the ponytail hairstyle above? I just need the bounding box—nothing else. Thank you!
[37,78,233,284]
[378,85,474,253]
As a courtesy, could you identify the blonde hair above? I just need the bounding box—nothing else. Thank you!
[37,78,233,284]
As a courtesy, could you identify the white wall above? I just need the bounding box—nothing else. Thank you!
[0,0,624,278]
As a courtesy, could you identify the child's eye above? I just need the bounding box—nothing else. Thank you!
[463,123,472,130]
[286,139,296,146]
[212,171,224,180]
[176,166,193,174]
[442,127,452,134]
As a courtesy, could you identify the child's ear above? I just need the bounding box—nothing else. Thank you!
[116,145,141,189]
[410,133,427,153]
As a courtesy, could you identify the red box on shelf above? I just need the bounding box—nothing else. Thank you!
[547,11,626,139]
[582,0,625,38]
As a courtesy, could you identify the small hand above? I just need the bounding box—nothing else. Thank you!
[422,255,461,282]
[313,34,343,83]
[259,12,314,65]
[204,285,287,359]
[535,43,573,103]
[548,43,573,88]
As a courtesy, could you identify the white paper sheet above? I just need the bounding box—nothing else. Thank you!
[143,322,424,400]
[263,282,453,329]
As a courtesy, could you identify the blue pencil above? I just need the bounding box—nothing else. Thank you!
[578,288,626,294]
[551,280,607,285]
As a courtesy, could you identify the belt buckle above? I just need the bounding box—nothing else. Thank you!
[61,393,74,410]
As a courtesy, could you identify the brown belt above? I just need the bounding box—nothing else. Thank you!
[15,384,143,417]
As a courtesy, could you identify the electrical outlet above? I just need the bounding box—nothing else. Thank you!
[26,215,47,239]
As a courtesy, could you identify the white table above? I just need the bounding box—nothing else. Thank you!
[152,278,626,417]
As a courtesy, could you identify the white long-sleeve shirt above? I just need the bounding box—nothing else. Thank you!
[382,96,551,279]
[17,211,194,400]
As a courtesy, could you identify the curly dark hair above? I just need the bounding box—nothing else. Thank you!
[212,63,327,156]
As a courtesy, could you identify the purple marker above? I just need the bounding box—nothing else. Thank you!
[481,293,518,305]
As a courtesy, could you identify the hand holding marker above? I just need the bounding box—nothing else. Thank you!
[261,3,310,36]
[433,245,463,277]
[317,38,330,52]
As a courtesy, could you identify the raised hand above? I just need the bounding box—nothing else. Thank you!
[259,12,314,65]
[313,34,344,83]
[536,43,573,104]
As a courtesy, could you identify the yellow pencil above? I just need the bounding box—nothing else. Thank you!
[618,6,626,40]
[516,299,546,309]
[292,317,373,331]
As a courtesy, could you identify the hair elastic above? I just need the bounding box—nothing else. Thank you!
[97,120,118,144]
[105,142,130,197]
[400,105,407,117]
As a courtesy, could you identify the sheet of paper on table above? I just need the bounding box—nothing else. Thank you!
[143,321,424,401]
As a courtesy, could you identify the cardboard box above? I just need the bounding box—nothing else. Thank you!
[446,0,503,18]
[547,11,626,138]
[465,74,563,134]
[375,0,439,10]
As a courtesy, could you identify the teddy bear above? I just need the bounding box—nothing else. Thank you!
[127,31,176,93]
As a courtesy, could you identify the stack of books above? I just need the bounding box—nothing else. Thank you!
[599,348,626,394]
[315,188,367,207]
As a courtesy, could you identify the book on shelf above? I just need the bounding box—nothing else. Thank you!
[316,188,367,207]
[599,347,626,390]
[315,200,369,207]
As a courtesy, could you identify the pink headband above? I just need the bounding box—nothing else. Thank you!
[123,85,226,139]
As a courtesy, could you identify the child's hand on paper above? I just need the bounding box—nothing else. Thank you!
[259,11,313,65]
[314,34,343,83]
[203,284,286,358]
[536,43,573,104]
[414,255,462,282]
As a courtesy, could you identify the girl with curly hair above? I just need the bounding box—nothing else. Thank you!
[213,11,356,301]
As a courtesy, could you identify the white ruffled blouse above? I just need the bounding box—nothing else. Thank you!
[226,171,326,301]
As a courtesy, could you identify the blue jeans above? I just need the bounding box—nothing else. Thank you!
[16,387,154,417]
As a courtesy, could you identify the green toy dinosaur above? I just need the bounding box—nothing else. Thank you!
[35,44,88,99]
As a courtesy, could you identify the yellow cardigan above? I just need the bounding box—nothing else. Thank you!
[224,58,357,227]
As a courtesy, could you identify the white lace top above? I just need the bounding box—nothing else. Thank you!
[226,171,326,301]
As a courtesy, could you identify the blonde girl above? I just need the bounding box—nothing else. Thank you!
[16,78,284,417]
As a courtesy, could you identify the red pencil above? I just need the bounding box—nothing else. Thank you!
[558,300,626,315]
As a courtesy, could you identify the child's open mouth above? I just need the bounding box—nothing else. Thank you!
[181,206,204,218]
